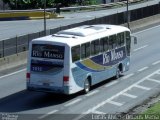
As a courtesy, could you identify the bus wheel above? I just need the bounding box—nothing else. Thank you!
[115,68,120,79]
[84,78,90,94]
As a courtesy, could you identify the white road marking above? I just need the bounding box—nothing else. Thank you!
[107,100,124,106]
[38,110,58,119]
[146,78,160,84]
[122,92,137,98]
[86,15,93,18]
[152,60,160,65]
[85,90,99,97]
[73,69,160,120]
[92,110,106,114]
[122,73,134,80]
[134,84,151,90]
[133,45,148,52]
[105,81,118,87]
[0,69,26,79]
[65,98,82,107]
[138,67,149,72]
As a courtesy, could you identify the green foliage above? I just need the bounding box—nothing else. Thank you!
[3,0,97,10]
[3,0,55,9]
[143,101,160,114]
[84,0,97,5]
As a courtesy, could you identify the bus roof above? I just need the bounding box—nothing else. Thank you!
[32,24,130,47]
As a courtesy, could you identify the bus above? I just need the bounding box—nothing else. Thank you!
[26,24,134,94]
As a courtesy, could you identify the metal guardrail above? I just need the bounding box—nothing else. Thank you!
[0,0,159,58]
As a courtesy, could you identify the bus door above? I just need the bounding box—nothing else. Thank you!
[30,44,65,88]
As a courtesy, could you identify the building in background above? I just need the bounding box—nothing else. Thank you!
[0,0,4,9]
[0,0,9,10]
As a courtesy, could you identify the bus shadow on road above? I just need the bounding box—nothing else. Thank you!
[0,75,123,113]
[0,90,81,112]
[90,75,123,91]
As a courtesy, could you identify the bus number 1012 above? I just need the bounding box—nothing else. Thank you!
[31,66,43,72]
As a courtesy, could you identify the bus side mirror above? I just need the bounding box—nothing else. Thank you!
[131,36,137,45]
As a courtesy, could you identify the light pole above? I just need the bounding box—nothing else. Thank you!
[16,0,17,9]
[2,1,4,11]
[127,0,130,29]
[44,0,46,36]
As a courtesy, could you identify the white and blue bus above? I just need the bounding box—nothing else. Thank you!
[26,24,133,94]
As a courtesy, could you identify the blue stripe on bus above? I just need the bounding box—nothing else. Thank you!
[75,47,126,72]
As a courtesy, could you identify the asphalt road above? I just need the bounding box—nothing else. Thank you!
[0,24,160,120]
[0,0,159,40]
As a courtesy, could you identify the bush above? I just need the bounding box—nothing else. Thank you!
[3,0,97,10]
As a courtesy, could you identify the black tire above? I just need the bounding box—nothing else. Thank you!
[26,86,33,91]
[84,78,90,94]
[115,68,120,79]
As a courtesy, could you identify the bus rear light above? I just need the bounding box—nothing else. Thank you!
[63,76,69,85]
[26,73,30,79]
[63,76,69,82]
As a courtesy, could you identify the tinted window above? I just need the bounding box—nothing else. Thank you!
[126,31,131,56]
[100,37,109,52]
[120,33,125,46]
[85,42,91,57]
[81,42,90,59]
[91,40,100,55]
[81,44,85,59]
[109,35,117,49]
[117,32,124,47]
[72,45,80,62]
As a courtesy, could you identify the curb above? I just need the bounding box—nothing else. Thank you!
[0,11,63,21]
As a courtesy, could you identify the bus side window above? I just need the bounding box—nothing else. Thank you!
[125,31,131,56]
[117,32,125,47]
[108,36,113,50]
[104,37,109,51]
[81,42,90,59]
[120,32,125,46]
[113,35,117,49]
[117,33,121,48]
[100,37,109,52]
[72,45,80,62]
[109,35,117,49]
[86,42,91,57]
[91,39,100,55]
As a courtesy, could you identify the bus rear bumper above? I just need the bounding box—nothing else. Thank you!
[27,84,70,94]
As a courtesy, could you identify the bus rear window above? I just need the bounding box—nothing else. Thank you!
[32,44,64,59]
[31,60,63,72]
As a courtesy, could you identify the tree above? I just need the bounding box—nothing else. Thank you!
[2,0,97,10]
[3,0,54,9]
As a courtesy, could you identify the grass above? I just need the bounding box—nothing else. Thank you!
[137,101,160,120]
[142,101,160,114]
[131,101,160,120]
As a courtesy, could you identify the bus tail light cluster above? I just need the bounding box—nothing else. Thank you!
[26,73,30,81]
[63,76,69,85]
